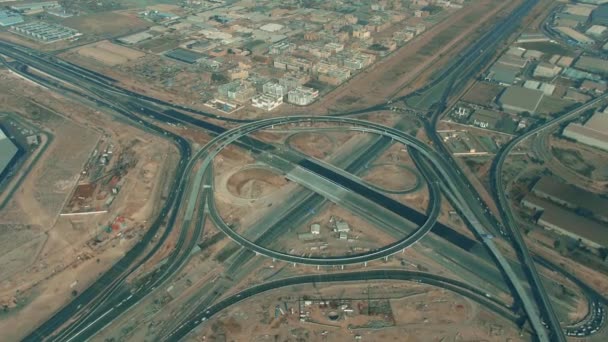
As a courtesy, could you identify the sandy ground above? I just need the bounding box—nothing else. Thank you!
[76,40,146,66]
[0,70,178,340]
[190,282,526,342]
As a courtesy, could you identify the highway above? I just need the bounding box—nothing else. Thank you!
[2,0,605,338]
[164,269,521,341]
[490,92,608,342]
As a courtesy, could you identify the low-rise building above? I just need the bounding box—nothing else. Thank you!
[565,89,592,103]
[0,128,18,180]
[336,221,350,233]
[251,93,283,111]
[227,68,249,80]
[287,86,319,105]
[563,110,608,151]
[0,10,23,27]
[580,80,607,93]
[218,81,255,103]
[310,224,321,235]
[556,26,595,44]
[262,82,288,97]
[533,62,562,78]
[521,194,608,249]
[498,86,544,113]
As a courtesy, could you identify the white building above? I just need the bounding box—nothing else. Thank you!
[336,221,350,233]
[262,82,287,97]
[287,86,319,106]
[251,93,283,111]
[310,224,321,235]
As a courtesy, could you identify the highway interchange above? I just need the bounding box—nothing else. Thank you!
[1,0,607,340]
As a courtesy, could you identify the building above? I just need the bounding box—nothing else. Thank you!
[10,1,59,12]
[486,64,520,85]
[118,32,153,45]
[575,56,608,73]
[591,4,608,26]
[555,26,595,44]
[517,33,550,43]
[227,68,249,80]
[164,48,203,64]
[287,86,319,105]
[496,55,528,69]
[580,80,607,93]
[0,10,23,27]
[335,221,350,233]
[498,86,544,113]
[586,24,608,36]
[564,89,592,103]
[533,62,562,78]
[278,73,310,90]
[11,22,80,43]
[521,195,608,249]
[268,41,295,55]
[251,93,283,111]
[262,82,287,97]
[218,81,255,103]
[531,176,608,222]
[298,232,317,241]
[563,110,608,151]
[0,128,18,181]
[310,224,321,235]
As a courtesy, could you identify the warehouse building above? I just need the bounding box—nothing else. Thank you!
[591,4,608,26]
[164,48,203,64]
[522,195,608,249]
[0,10,24,27]
[556,26,595,44]
[0,128,18,181]
[498,86,544,114]
[486,64,520,85]
[563,110,608,151]
[531,176,608,222]
[533,62,562,78]
[575,56,608,73]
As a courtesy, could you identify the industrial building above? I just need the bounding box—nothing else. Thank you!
[591,4,608,26]
[531,176,608,223]
[0,127,18,181]
[118,32,153,45]
[521,195,608,249]
[486,64,520,85]
[498,86,544,114]
[563,110,608,151]
[0,10,24,27]
[164,48,203,64]
[575,56,608,73]
[533,62,562,78]
[555,27,595,44]
[10,1,59,13]
[287,86,318,105]
[11,22,81,43]
[251,93,283,111]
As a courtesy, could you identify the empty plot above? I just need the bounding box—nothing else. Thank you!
[76,41,145,66]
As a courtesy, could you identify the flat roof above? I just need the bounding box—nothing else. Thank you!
[164,48,203,64]
[0,128,18,177]
[575,55,608,73]
[533,176,608,217]
[499,86,544,112]
[523,194,608,247]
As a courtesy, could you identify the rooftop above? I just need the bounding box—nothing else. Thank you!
[532,176,608,219]
[499,86,544,113]
[523,194,608,247]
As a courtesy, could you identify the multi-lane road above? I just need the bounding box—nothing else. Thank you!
[2,0,607,339]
